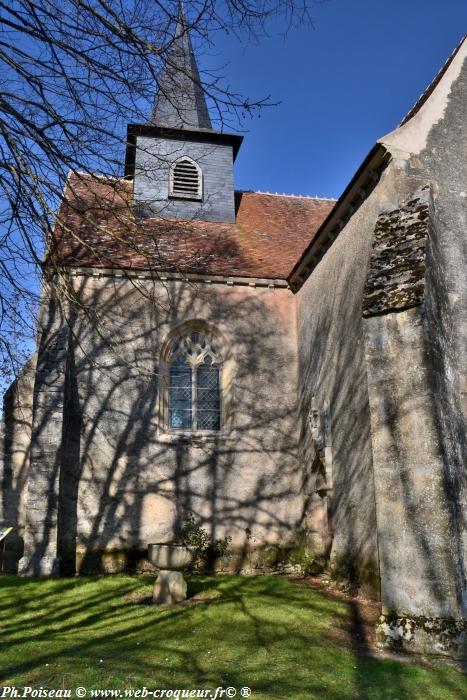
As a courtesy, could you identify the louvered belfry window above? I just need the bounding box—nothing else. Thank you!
[167,331,221,431]
[169,157,202,200]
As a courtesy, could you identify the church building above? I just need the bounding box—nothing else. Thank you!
[1,16,466,658]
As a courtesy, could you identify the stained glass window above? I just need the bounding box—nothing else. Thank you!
[168,355,192,429]
[167,331,221,431]
[197,358,220,430]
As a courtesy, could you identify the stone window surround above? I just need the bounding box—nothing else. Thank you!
[158,319,234,442]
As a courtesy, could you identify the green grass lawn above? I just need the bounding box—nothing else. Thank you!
[0,574,465,699]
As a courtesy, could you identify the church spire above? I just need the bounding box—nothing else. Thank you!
[150,5,212,130]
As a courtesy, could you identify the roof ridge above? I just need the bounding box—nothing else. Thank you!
[398,34,467,127]
[244,190,336,201]
[69,171,124,181]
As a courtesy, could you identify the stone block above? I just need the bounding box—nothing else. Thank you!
[376,613,467,660]
[152,570,187,605]
[18,554,60,577]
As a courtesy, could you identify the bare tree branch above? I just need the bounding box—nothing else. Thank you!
[0,0,313,388]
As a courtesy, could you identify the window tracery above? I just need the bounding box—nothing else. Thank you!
[166,331,221,431]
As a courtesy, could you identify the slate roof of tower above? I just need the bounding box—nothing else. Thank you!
[149,9,212,130]
[52,173,335,279]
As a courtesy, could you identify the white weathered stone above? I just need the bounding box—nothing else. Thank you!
[153,570,187,606]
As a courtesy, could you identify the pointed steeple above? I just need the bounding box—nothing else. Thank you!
[150,6,212,130]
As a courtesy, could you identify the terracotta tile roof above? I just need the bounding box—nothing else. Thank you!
[52,173,335,279]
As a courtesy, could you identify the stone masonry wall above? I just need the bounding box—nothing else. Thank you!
[363,186,430,316]
[363,184,466,656]
[295,164,415,592]
[44,277,305,574]
[0,354,36,572]
[413,55,467,619]
[367,49,467,655]
[363,219,459,618]
[17,294,69,576]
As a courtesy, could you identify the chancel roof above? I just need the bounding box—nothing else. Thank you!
[52,173,335,280]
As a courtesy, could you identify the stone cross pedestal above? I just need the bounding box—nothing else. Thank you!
[153,570,187,605]
[148,543,197,606]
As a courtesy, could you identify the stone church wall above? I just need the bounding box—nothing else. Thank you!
[362,186,463,639]
[413,56,467,620]
[295,162,425,593]
[54,277,304,574]
[368,49,467,653]
[0,354,36,572]
[2,40,464,659]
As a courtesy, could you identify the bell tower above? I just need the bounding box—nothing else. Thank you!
[125,8,242,223]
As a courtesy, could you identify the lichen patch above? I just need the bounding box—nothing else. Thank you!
[363,186,432,316]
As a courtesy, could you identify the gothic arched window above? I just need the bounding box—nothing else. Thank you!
[166,330,222,431]
[169,157,203,201]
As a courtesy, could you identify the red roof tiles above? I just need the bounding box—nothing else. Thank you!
[53,173,335,279]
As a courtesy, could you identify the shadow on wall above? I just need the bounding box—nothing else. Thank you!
[426,223,467,618]
[420,199,465,617]
[1,356,35,572]
[296,253,380,594]
[420,78,467,618]
[3,273,314,577]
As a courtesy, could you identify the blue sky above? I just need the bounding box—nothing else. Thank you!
[204,0,467,198]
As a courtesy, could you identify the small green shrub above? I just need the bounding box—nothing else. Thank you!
[181,512,232,572]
